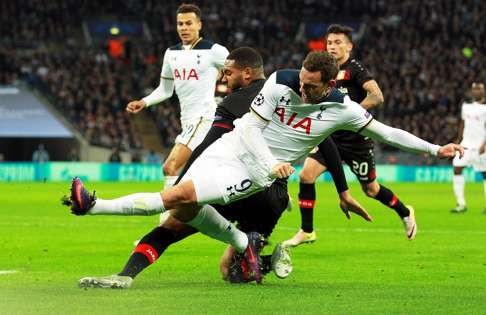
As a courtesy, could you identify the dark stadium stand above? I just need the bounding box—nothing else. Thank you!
[1,0,484,163]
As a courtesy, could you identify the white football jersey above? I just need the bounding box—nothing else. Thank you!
[223,70,373,164]
[161,39,229,122]
[461,101,486,148]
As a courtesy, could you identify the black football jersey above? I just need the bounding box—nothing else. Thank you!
[214,79,265,128]
[332,58,374,150]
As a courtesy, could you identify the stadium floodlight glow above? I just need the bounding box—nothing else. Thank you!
[110,26,120,35]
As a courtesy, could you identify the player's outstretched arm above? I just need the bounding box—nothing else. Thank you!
[360,120,465,158]
[339,190,372,222]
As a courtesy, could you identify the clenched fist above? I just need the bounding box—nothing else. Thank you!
[126,100,147,114]
[437,143,465,159]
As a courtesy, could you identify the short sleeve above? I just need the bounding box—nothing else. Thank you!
[352,60,373,86]
[211,44,229,69]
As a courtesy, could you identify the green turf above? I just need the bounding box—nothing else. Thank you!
[1,181,485,314]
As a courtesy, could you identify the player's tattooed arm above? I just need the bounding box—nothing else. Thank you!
[361,80,384,110]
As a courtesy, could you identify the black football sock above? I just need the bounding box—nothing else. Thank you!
[374,184,410,218]
[299,182,316,233]
[119,226,180,278]
[261,255,272,275]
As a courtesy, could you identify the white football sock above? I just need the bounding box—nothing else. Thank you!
[453,175,466,206]
[89,193,165,215]
[187,205,248,253]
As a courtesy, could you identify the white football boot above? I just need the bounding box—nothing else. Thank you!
[271,243,292,279]
[79,274,133,289]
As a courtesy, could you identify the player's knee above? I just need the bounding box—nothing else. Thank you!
[161,182,198,208]
[362,182,379,198]
[299,168,318,184]
[163,160,177,176]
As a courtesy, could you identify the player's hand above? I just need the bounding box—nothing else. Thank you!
[437,143,465,159]
[270,162,294,179]
[126,100,146,114]
[338,190,372,222]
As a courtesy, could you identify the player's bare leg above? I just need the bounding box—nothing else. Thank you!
[160,143,193,223]
[361,179,416,240]
[451,166,467,213]
[162,142,193,188]
[163,143,192,176]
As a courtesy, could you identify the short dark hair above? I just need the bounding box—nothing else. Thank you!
[176,3,202,19]
[326,24,353,43]
[302,51,338,83]
[227,47,263,70]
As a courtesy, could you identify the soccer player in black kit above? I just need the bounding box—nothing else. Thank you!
[284,24,417,247]
[72,47,370,288]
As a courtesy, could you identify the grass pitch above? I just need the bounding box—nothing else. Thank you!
[1,181,485,314]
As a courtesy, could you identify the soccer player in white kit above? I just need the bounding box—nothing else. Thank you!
[451,82,486,213]
[70,52,464,281]
[126,4,229,189]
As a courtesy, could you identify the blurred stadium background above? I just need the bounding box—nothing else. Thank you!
[1,1,486,314]
[1,0,484,181]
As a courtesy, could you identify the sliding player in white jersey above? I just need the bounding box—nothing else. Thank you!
[69,51,464,283]
[451,82,486,213]
[126,3,229,190]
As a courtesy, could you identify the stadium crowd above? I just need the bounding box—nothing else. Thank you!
[1,0,485,162]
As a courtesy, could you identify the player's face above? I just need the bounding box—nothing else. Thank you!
[326,33,352,63]
[299,67,327,103]
[176,13,202,45]
[222,60,245,90]
[471,83,485,101]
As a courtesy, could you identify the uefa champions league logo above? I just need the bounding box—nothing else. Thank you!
[254,93,265,106]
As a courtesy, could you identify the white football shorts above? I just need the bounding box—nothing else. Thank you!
[180,139,267,205]
[453,147,486,172]
[175,117,213,151]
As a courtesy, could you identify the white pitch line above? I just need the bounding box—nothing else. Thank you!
[0,270,18,275]
[277,225,486,235]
